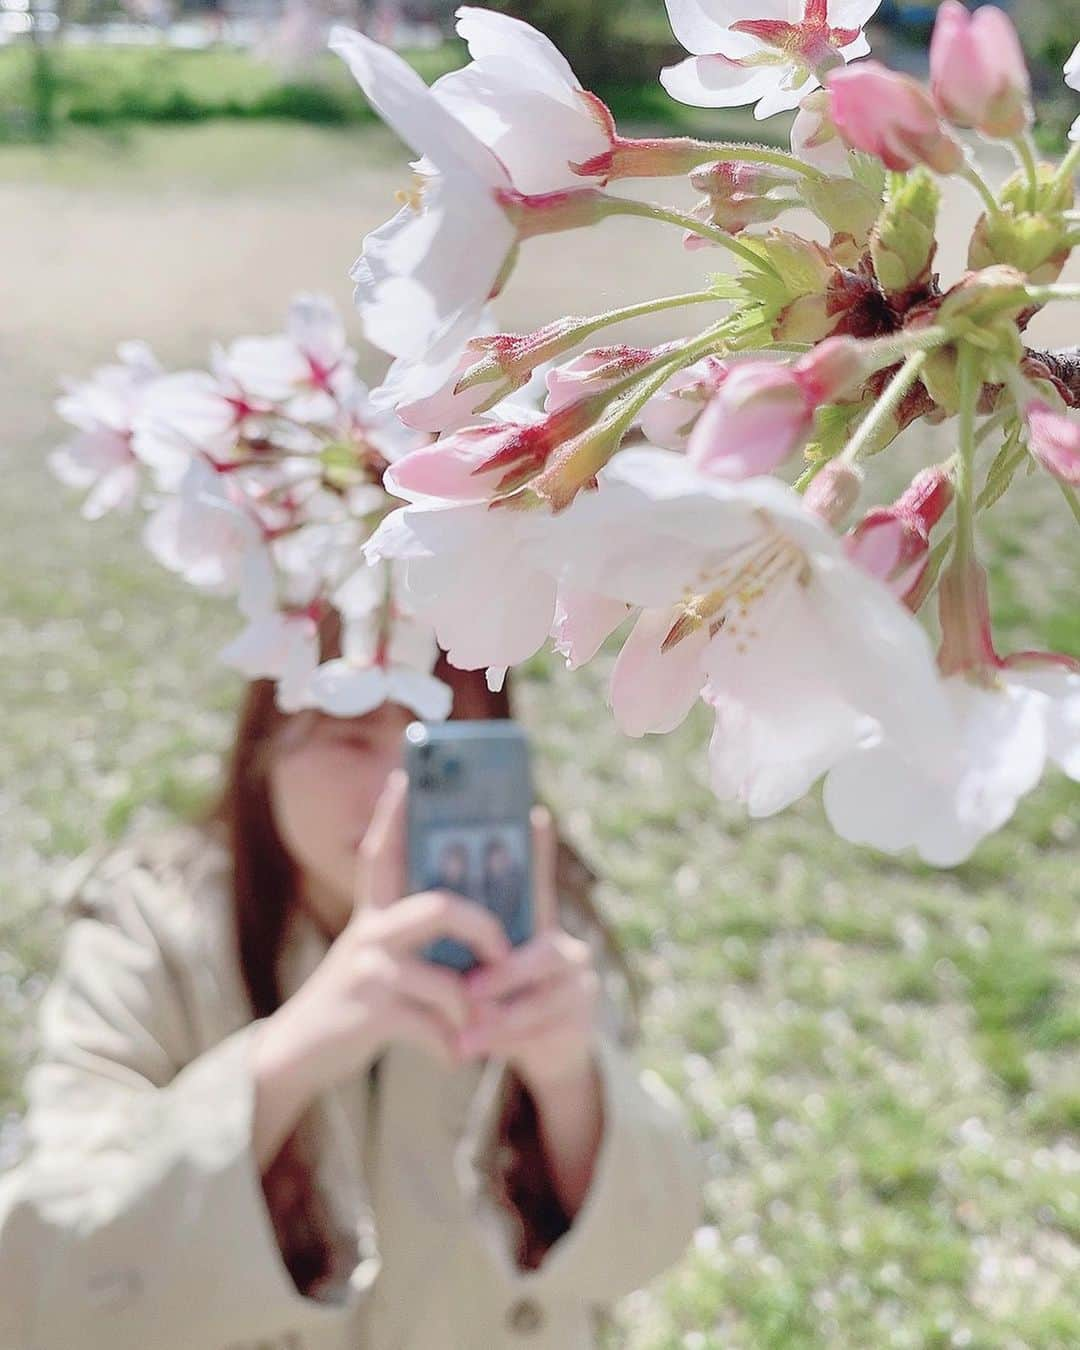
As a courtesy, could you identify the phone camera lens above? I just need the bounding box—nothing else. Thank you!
[406,722,429,747]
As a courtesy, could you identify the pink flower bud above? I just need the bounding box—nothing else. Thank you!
[688,362,813,480]
[639,357,730,450]
[791,89,849,177]
[845,466,954,602]
[929,1,1031,139]
[387,397,602,502]
[804,462,863,526]
[793,337,870,405]
[684,162,801,240]
[687,342,870,482]
[396,343,509,434]
[688,161,797,199]
[545,344,666,415]
[1026,401,1080,485]
[826,61,965,175]
[385,424,537,501]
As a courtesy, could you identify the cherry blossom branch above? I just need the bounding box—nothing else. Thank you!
[598,315,766,441]
[1057,480,1080,529]
[838,350,932,466]
[593,134,828,184]
[655,139,826,182]
[1053,139,1080,191]
[1025,285,1080,304]
[1009,133,1040,211]
[603,197,781,275]
[951,344,982,569]
[958,160,1002,218]
[464,287,724,390]
[905,425,1023,612]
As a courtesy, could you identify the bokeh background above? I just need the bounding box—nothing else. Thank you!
[2,3,1079,1346]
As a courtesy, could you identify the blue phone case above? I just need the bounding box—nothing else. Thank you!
[403,720,535,972]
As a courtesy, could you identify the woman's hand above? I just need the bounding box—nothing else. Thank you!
[252,771,509,1169]
[461,807,605,1216]
[460,806,601,1092]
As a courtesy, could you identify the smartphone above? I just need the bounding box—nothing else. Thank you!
[403,719,534,972]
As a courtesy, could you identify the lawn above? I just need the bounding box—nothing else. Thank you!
[0,39,772,140]
[1,121,1078,1347]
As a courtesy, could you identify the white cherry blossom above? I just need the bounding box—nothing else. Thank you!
[1066,41,1080,140]
[545,447,955,815]
[825,664,1080,866]
[218,293,359,424]
[133,368,261,488]
[661,0,879,119]
[299,607,452,720]
[50,341,161,520]
[143,457,264,595]
[331,21,615,408]
[430,6,613,197]
[330,27,517,394]
[364,490,558,674]
[218,549,321,695]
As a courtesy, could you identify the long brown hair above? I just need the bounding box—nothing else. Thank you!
[196,638,632,1293]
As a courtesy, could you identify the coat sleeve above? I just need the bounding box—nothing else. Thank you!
[459,1014,705,1304]
[0,858,366,1350]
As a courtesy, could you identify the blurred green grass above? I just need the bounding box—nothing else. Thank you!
[0,40,774,141]
[0,121,1078,1347]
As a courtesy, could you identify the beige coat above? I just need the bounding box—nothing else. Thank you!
[0,824,703,1350]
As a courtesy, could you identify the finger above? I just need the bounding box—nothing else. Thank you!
[383,891,512,966]
[458,979,582,1056]
[394,957,471,1032]
[530,802,560,933]
[356,769,408,911]
[388,999,456,1068]
[466,933,564,1003]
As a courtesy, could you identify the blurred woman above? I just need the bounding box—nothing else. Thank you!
[0,629,702,1350]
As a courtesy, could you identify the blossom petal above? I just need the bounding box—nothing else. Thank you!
[366,500,558,670]
[371,331,484,414]
[829,0,882,28]
[1065,39,1080,92]
[388,666,455,720]
[454,5,582,92]
[329,26,506,185]
[809,553,955,764]
[664,0,789,55]
[545,447,768,609]
[434,63,608,194]
[611,607,708,736]
[307,661,389,717]
[1007,666,1080,780]
[350,176,515,362]
[824,679,1049,866]
[704,575,873,814]
[660,54,791,110]
[552,585,628,668]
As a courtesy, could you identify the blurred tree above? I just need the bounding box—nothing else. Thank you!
[1015,0,1079,82]
[28,0,61,140]
[488,0,628,87]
